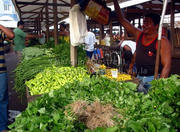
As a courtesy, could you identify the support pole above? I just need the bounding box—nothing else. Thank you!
[154,0,168,79]
[99,24,104,44]
[109,20,113,41]
[45,1,50,42]
[53,0,58,45]
[38,17,41,34]
[170,0,175,54]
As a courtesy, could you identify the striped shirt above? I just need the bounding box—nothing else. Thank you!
[0,30,6,73]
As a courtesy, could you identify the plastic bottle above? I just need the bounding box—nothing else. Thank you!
[78,0,111,25]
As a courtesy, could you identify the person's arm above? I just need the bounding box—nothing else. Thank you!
[0,24,14,39]
[113,0,140,39]
[128,52,136,75]
[160,37,171,78]
[118,38,124,47]
[26,34,42,39]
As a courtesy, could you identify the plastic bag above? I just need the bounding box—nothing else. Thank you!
[69,4,88,46]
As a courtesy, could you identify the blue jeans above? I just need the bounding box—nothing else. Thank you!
[0,72,8,131]
[137,75,154,94]
[86,51,93,59]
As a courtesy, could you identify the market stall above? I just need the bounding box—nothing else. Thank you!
[9,0,180,131]
[9,34,180,132]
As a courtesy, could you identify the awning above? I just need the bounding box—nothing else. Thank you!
[12,0,180,32]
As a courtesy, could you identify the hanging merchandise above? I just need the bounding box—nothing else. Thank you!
[100,48,104,59]
[78,0,111,25]
[93,49,98,60]
[96,48,101,59]
[69,4,88,46]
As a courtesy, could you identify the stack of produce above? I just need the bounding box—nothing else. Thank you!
[9,75,180,131]
[14,48,56,97]
[14,43,86,97]
[22,47,47,60]
[104,69,132,81]
[26,66,89,95]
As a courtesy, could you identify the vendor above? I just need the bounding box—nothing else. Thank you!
[113,0,172,91]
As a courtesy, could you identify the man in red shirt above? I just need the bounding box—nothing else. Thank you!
[113,0,171,91]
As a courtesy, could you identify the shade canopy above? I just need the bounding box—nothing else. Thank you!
[12,0,180,32]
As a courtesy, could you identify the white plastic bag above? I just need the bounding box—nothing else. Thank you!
[69,4,88,46]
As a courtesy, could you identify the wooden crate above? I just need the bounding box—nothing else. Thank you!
[26,87,41,103]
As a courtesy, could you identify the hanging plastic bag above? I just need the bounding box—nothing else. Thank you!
[69,4,88,46]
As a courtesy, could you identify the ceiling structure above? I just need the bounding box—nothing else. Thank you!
[12,0,180,32]
[12,0,71,32]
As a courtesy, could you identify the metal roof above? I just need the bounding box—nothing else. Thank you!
[12,0,71,31]
[12,0,180,31]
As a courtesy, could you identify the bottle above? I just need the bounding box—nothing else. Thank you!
[78,0,111,25]
[104,34,110,46]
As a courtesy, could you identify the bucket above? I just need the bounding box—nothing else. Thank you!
[78,0,111,25]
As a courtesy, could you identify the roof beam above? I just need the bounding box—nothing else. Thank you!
[16,1,70,7]
[21,11,68,15]
[142,3,180,10]
[19,0,41,8]
[58,0,70,6]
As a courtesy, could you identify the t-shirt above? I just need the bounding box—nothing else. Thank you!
[136,32,162,76]
[84,32,96,52]
[0,30,6,73]
[13,28,27,51]
[121,40,136,54]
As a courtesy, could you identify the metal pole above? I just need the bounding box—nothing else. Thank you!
[154,0,168,79]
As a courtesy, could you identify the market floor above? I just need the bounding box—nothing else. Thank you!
[5,51,27,124]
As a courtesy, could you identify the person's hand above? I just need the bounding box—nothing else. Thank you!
[127,68,133,75]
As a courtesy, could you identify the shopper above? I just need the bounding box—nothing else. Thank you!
[0,24,14,132]
[13,20,42,61]
[84,30,96,59]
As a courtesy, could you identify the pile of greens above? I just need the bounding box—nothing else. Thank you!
[14,42,86,97]
[26,66,89,95]
[9,75,180,131]
[22,47,49,61]
[14,55,58,97]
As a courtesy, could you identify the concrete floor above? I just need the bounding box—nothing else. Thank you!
[5,51,27,124]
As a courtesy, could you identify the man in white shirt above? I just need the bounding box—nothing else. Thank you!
[120,40,136,55]
[119,39,136,74]
[84,31,96,59]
